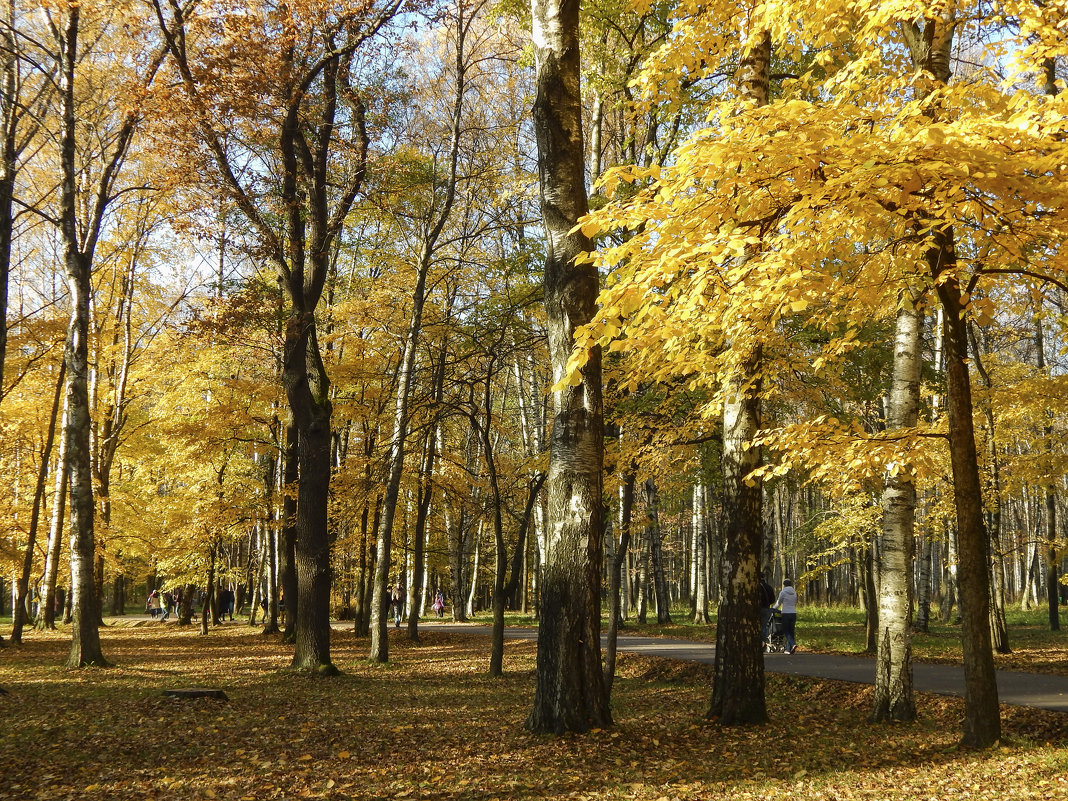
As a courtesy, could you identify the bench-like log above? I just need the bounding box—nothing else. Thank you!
[161,687,229,700]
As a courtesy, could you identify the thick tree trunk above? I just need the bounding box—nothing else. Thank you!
[708,29,771,727]
[870,294,920,723]
[709,346,767,725]
[526,0,610,734]
[286,323,336,673]
[58,9,105,669]
[932,238,1000,748]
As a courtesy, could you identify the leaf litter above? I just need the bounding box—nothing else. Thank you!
[1,625,1067,800]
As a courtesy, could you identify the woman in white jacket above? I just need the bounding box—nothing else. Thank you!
[774,579,799,654]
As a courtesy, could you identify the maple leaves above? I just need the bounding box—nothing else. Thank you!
[576,0,1068,506]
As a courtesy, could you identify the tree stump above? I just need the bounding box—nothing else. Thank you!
[162,688,228,700]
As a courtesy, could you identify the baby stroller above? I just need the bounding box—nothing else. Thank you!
[764,609,787,653]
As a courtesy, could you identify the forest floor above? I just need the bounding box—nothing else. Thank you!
[3,622,1068,800]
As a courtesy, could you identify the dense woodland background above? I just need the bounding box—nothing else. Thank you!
[0,0,1066,745]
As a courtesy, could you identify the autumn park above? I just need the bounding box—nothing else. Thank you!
[1,0,1068,798]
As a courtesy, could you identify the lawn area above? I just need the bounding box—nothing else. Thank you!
[3,621,1068,800]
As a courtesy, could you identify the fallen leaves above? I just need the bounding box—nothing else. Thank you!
[1,626,1067,800]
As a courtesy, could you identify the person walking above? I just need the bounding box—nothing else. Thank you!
[391,584,403,627]
[161,590,174,622]
[432,590,445,618]
[774,578,799,654]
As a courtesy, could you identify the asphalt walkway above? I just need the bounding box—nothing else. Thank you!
[424,622,1068,714]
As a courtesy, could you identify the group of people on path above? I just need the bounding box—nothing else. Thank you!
[760,575,799,654]
[146,588,176,621]
[146,586,235,622]
[387,584,448,627]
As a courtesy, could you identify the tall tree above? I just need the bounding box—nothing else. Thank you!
[47,1,162,667]
[369,0,469,663]
[153,0,400,672]
[901,8,1000,747]
[869,293,921,722]
[526,0,611,733]
[707,26,771,727]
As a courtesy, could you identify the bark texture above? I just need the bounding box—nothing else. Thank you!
[870,295,920,723]
[932,234,1000,748]
[707,29,771,727]
[526,0,610,733]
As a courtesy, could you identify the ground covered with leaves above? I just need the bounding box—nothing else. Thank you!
[2,623,1068,800]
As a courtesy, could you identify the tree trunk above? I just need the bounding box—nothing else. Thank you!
[286,326,336,673]
[1035,318,1060,632]
[276,418,297,640]
[914,529,932,633]
[526,0,610,734]
[11,362,65,643]
[968,322,1011,652]
[708,29,771,728]
[370,0,466,658]
[870,293,920,723]
[58,8,105,669]
[37,408,70,631]
[604,473,635,694]
[408,332,448,642]
[900,7,999,749]
[932,237,1000,748]
[692,483,710,624]
[645,479,672,625]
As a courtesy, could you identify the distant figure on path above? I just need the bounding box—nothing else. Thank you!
[432,591,445,618]
[147,590,162,619]
[220,587,235,621]
[161,590,174,622]
[774,579,799,654]
[391,584,403,627]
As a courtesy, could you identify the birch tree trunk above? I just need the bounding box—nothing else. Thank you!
[57,7,104,668]
[37,399,69,631]
[870,293,920,723]
[526,0,610,733]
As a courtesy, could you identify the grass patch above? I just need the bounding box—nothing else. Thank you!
[2,623,1068,800]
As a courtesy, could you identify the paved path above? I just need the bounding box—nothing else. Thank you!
[421,623,1068,714]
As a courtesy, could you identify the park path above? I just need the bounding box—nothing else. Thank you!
[115,615,1068,713]
[418,622,1068,714]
